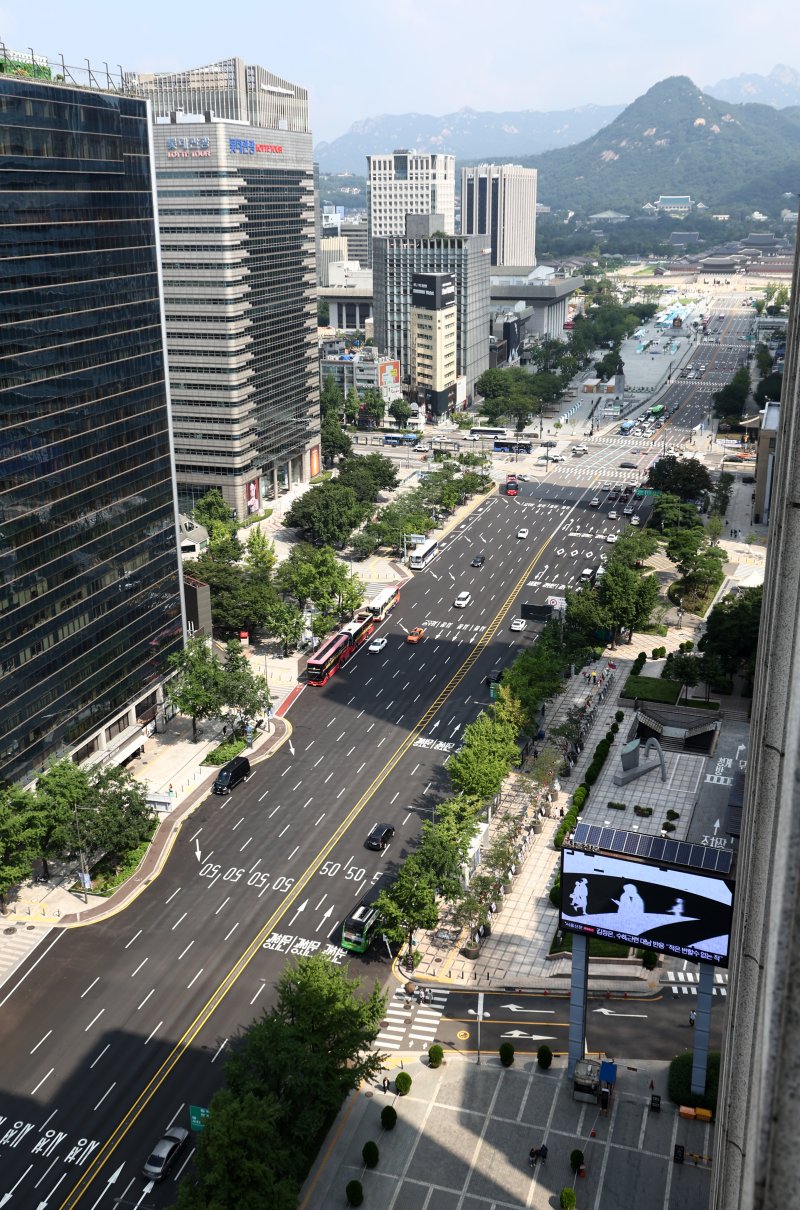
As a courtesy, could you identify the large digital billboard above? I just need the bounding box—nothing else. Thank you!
[559,848,734,967]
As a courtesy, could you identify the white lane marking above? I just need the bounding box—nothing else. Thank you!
[269,804,281,817]
[302,797,313,809]
[130,958,148,978]
[144,1021,163,1046]
[358,762,366,772]
[89,1045,110,1070]
[250,983,267,1006]
[30,1030,52,1054]
[292,781,302,791]
[412,763,419,774]
[215,897,230,915]
[178,941,194,960]
[81,977,100,998]
[239,837,252,851]
[224,922,239,941]
[315,814,326,826]
[31,1069,54,1096]
[337,786,347,797]
[85,1009,105,1032]
[232,817,245,831]
[346,746,355,756]
[324,772,334,783]
[377,737,386,747]
[314,754,324,767]
[305,740,315,750]
[93,1083,116,1112]
[211,1038,229,1063]
[187,968,204,989]
[172,912,187,930]
[279,823,290,837]
[326,717,337,727]
[137,989,155,1010]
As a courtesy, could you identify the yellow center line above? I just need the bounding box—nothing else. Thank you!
[60,509,552,1208]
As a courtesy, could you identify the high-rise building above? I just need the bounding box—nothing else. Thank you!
[410,273,458,415]
[373,216,490,411]
[127,59,320,519]
[0,61,184,786]
[341,218,370,266]
[710,227,799,1210]
[366,150,456,259]
[461,164,538,267]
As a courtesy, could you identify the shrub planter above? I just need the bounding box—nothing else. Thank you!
[560,1189,577,1209]
[462,942,480,960]
[381,1105,397,1131]
[634,805,652,818]
[428,1044,444,1068]
[537,1044,553,1069]
[395,1071,412,1096]
[499,1041,515,1067]
[570,1148,585,1174]
[362,1141,379,1169]
[346,1180,364,1206]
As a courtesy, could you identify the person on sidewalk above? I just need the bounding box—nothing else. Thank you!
[689,1009,696,1028]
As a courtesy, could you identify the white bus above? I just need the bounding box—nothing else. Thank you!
[408,538,439,570]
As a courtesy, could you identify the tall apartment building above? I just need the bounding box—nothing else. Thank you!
[127,58,320,519]
[0,61,184,786]
[373,215,490,412]
[461,164,538,267]
[366,150,455,260]
[410,274,458,414]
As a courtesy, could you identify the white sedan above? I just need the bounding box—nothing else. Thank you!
[516,528,529,539]
[606,533,619,544]
[509,617,527,632]
[608,510,619,520]
[368,636,388,653]
[549,453,565,462]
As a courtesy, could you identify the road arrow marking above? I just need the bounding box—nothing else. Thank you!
[468,1008,491,1018]
[288,740,295,756]
[430,721,440,731]
[592,1008,648,1018]
[713,819,720,835]
[288,899,307,927]
[317,905,334,932]
[398,623,409,634]
[1,1164,33,1205]
[135,1185,154,1208]
[500,1031,557,1041]
[499,1003,556,1014]
[194,839,202,863]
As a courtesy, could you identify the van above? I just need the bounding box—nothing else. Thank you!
[213,755,251,795]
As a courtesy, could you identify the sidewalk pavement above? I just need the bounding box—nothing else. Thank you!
[300,1053,715,1210]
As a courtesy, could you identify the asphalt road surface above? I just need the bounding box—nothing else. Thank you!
[0,307,745,1207]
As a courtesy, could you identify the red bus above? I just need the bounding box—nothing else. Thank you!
[506,474,519,497]
[307,633,351,686]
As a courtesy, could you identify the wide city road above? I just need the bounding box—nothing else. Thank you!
[0,469,653,1209]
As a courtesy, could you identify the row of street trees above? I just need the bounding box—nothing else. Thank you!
[0,759,155,913]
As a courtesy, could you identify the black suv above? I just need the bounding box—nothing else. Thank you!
[366,824,395,851]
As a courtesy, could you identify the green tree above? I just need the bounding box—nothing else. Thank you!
[343,387,361,426]
[167,636,226,742]
[666,528,704,577]
[356,453,399,493]
[320,375,344,419]
[267,600,305,657]
[317,297,330,327]
[706,512,723,546]
[0,784,42,915]
[699,586,762,681]
[86,767,155,874]
[376,856,439,969]
[336,460,382,503]
[647,457,712,501]
[177,1089,296,1210]
[359,387,385,428]
[416,818,471,900]
[34,759,96,880]
[597,562,657,643]
[285,482,365,546]
[653,492,703,534]
[663,651,701,704]
[321,413,353,464]
[754,371,783,408]
[448,710,520,798]
[221,640,272,732]
[244,529,277,577]
[193,488,234,532]
[389,398,412,429]
[207,522,244,565]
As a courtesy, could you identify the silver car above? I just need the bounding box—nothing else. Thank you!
[142,1127,189,1182]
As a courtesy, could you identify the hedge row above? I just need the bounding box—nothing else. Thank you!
[554,729,617,848]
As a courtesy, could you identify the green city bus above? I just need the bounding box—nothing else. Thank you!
[341,893,382,953]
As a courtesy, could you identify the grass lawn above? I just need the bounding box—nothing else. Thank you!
[550,928,631,958]
[622,675,681,704]
[686,698,721,711]
[310,470,334,483]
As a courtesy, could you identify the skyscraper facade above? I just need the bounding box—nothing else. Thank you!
[127,59,320,519]
[373,221,490,411]
[0,65,184,786]
[366,150,455,259]
[461,163,538,267]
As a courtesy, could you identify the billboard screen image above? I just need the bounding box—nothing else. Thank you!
[559,848,734,966]
[246,477,260,515]
[378,360,400,388]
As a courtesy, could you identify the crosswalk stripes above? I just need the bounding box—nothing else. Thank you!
[375,986,449,1051]
[666,970,728,997]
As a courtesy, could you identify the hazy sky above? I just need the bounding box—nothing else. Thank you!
[3,0,800,142]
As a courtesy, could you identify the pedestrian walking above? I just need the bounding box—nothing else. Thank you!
[382,1077,390,1094]
[689,1010,696,1028]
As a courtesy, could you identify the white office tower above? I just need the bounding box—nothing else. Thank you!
[461,163,538,267]
[366,150,455,257]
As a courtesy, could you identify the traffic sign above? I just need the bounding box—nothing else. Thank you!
[190,1105,210,1132]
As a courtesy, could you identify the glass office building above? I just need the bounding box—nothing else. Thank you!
[0,68,184,786]
[127,60,320,519]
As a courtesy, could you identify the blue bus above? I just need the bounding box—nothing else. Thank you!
[384,432,419,447]
[494,438,532,454]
